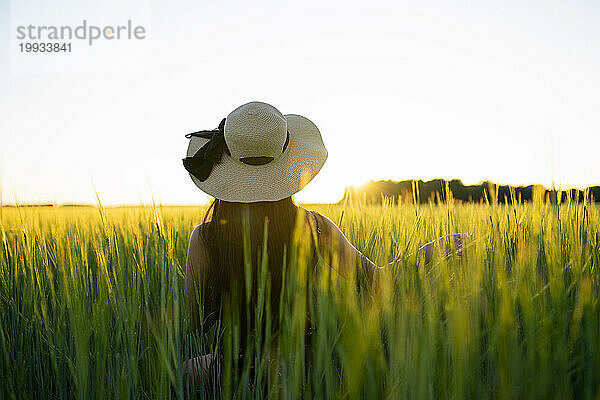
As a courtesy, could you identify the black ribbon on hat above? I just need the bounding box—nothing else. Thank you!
[183,118,292,182]
[182,118,230,182]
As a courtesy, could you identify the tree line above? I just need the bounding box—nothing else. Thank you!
[341,179,600,204]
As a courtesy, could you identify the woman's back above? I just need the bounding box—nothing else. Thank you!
[186,197,381,339]
[186,198,320,339]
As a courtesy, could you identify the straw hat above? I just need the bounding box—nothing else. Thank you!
[183,101,328,202]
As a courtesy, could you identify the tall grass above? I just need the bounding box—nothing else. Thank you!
[1,196,599,399]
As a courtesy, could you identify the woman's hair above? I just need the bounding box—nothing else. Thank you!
[198,196,309,335]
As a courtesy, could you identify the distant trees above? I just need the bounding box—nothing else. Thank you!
[341,179,600,204]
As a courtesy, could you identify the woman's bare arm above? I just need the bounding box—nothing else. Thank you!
[186,224,218,332]
[312,213,382,286]
[417,233,469,264]
[186,225,203,331]
[311,212,469,287]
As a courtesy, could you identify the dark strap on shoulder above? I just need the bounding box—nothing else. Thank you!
[310,211,321,236]
[306,210,321,236]
[305,211,322,268]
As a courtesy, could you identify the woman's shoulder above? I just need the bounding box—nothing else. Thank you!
[190,222,209,242]
[299,209,338,238]
[188,223,210,251]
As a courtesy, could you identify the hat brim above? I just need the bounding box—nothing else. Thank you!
[186,114,328,202]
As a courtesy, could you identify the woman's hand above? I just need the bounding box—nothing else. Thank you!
[418,233,470,264]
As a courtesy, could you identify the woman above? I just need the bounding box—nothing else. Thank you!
[182,101,464,381]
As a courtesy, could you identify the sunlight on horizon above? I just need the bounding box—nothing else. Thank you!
[1,0,600,205]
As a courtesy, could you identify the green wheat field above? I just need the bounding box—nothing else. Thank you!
[2,193,599,399]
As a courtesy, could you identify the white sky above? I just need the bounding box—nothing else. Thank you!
[1,0,599,205]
